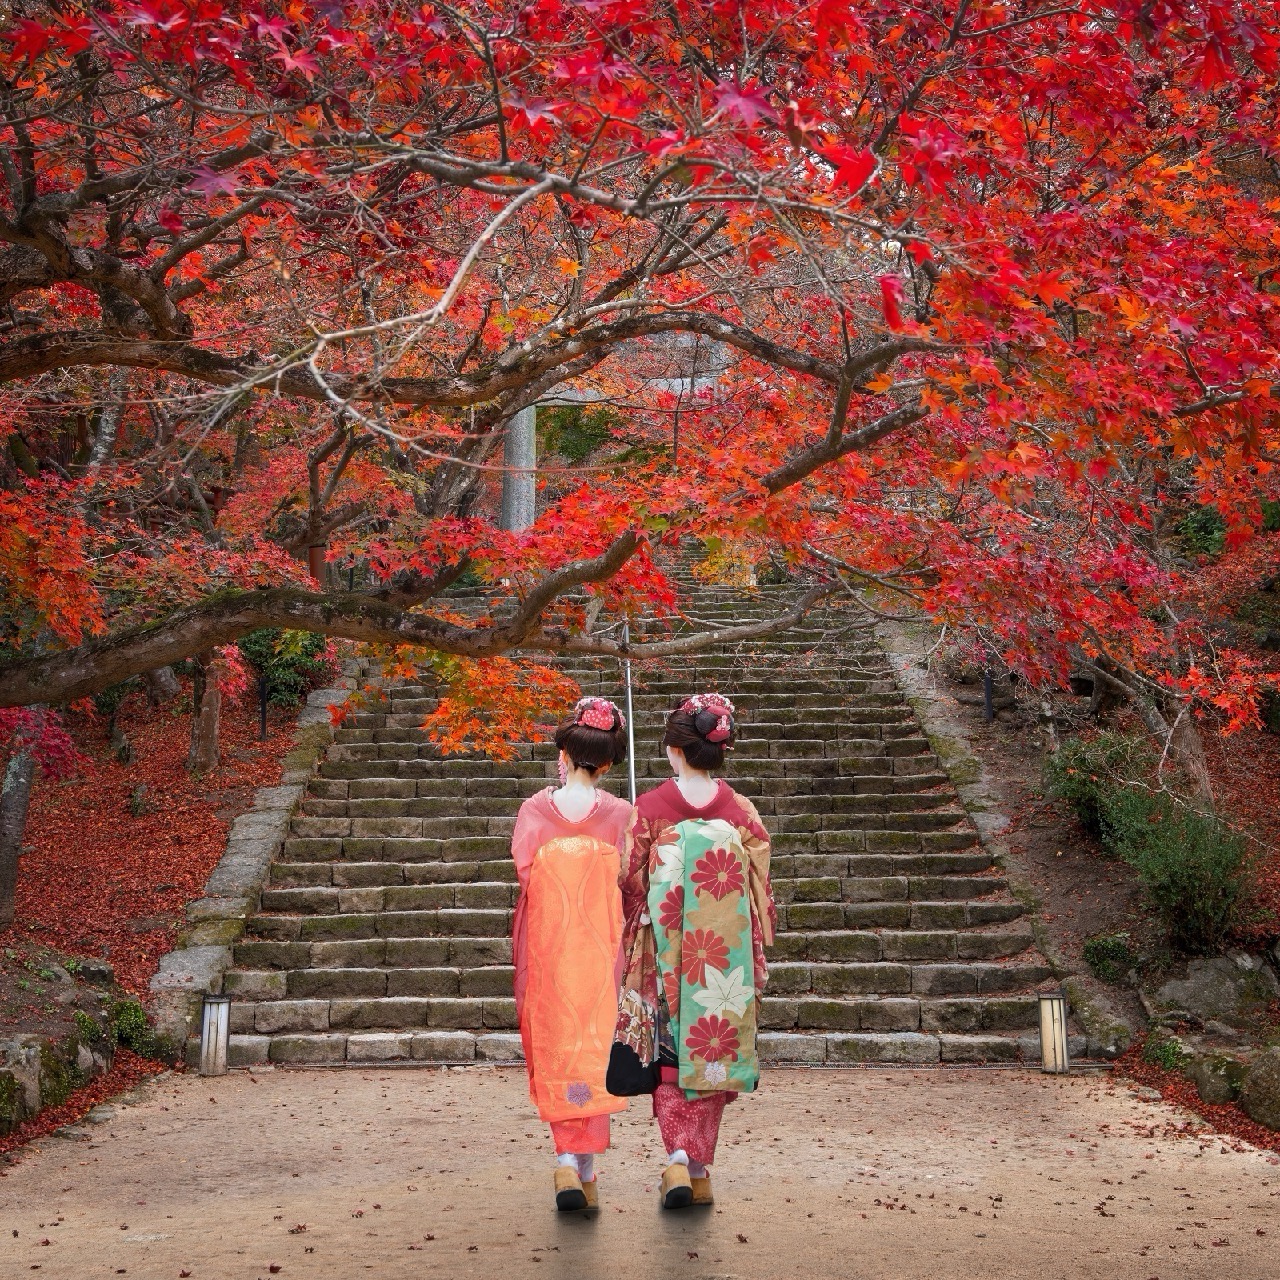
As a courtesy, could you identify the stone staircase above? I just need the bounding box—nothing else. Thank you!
[216,584,1070,1069]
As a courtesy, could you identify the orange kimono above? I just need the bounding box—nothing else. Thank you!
[511,787,630,1153]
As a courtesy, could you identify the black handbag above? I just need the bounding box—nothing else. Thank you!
[606,987,660,1095]
[606,1038,659,1096]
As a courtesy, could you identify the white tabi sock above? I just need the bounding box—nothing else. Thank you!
[687,1158,707,1178]
[666,1148,689,1167]
[555,1152,595,1182]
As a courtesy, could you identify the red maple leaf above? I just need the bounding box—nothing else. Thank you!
[713,80,774,128]
[820,145,876,193]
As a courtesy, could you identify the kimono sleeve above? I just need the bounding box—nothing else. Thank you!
[736,794,776,948]
[510,798,541,894]
[619,805,653,924]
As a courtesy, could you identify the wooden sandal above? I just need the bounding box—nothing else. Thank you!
[690,1174,714,1207]
[554,1166,588,1212]
[660,1162,693,1210]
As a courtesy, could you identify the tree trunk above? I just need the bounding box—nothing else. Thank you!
[144,665,181,706]
[0,746,37,928]
[187,653,222,773]
[1080,658,1216,806]
[1163,699,1216,806]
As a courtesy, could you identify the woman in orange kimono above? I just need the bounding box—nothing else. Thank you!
[510,697,630,1211]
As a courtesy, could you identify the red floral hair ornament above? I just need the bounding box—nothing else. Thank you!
[678,692,736,744]
[574,696,624,732]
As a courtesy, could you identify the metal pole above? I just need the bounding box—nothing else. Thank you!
[623,621,636,804]
[500,405,537,531]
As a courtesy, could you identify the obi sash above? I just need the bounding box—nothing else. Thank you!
[523,834,627,1123]
[647,817,759,1096]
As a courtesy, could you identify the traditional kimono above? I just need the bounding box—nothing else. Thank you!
[620,778,775,1166]
[511,786,631,1155]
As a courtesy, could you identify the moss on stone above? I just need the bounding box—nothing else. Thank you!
[281,722,333,775]
[38,1037,90,1108]
[0,1071,21,1136]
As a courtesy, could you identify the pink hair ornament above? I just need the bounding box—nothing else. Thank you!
[574,696,624,733]
[678,692,736,744]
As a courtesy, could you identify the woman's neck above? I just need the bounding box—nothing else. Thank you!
[552,768,600,820]
[674,769,718,807]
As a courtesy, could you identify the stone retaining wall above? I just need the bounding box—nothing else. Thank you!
[149,679,355,1056]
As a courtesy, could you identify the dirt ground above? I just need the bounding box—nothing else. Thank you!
[2,1066,1278,1280]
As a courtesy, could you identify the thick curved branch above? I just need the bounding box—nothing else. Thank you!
[0,568,826,707]
[530,583,834,658]
[763,399,929,493]
[503,532,640,638]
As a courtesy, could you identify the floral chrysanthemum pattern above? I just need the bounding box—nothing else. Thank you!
[645,817,760,1095]
[691,845,745,900]
[682,927,730,986]
[685,1015,740,1063]
[658,884,684,931]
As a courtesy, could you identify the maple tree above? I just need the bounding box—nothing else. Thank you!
[0,0,1276,796]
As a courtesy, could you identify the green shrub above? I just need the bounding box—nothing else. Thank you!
[1044,733,1152,838]
[538,404,619,464]
[110,1000,156,1055]
[1103,789,1249,955]
[237,628,338,707]
[1142,1035,1190,1072]
[1083,933,1136,984]
[1177,505,1227,558]
[72,1009,100,1043]
[1261,499,1280,533]
[1263,690,1280,736]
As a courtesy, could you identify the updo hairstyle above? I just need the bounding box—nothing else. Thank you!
[554,698,628,774]
[662,693,737,772]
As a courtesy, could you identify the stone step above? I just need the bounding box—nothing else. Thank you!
[290,788,962,829]
[758,992,1042,1031]
[221,959,1049,1040]
[232,935,514,970]
[219,1023,1081,1069]
[315,739,935,780]
[246,907,513,941]
[299,764,949,803]
[224,932,1038,1012]
[266,848,995,890]
[276,822,977,868]
[292,785,958,824]
[225,995,520,1035]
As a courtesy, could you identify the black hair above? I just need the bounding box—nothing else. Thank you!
[554,711,628,774]
[662,697,736,772]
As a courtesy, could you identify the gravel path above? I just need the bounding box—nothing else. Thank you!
[2,1066,1278,1279]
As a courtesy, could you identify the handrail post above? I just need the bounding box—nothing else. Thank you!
[623,621,636,804]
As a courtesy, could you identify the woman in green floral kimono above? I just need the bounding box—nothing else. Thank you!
[619,693,775,1209]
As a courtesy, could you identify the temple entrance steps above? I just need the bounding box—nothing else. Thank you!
[213,586,1070,1070]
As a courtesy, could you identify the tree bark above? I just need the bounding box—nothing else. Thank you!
[0,566,830,710]
[0,745,37,928]
[1079,658,1216,805]
[187,654,222,773]
[143,666,182,706]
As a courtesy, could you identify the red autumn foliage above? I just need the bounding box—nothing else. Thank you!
[1204,726,1280,942]
[1115,1041,1280,1159]
[0,1049,166,1160]
[0,0,1274,776]
[0,692,292,997]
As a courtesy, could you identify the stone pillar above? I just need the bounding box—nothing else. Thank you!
[500,405,537,531]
